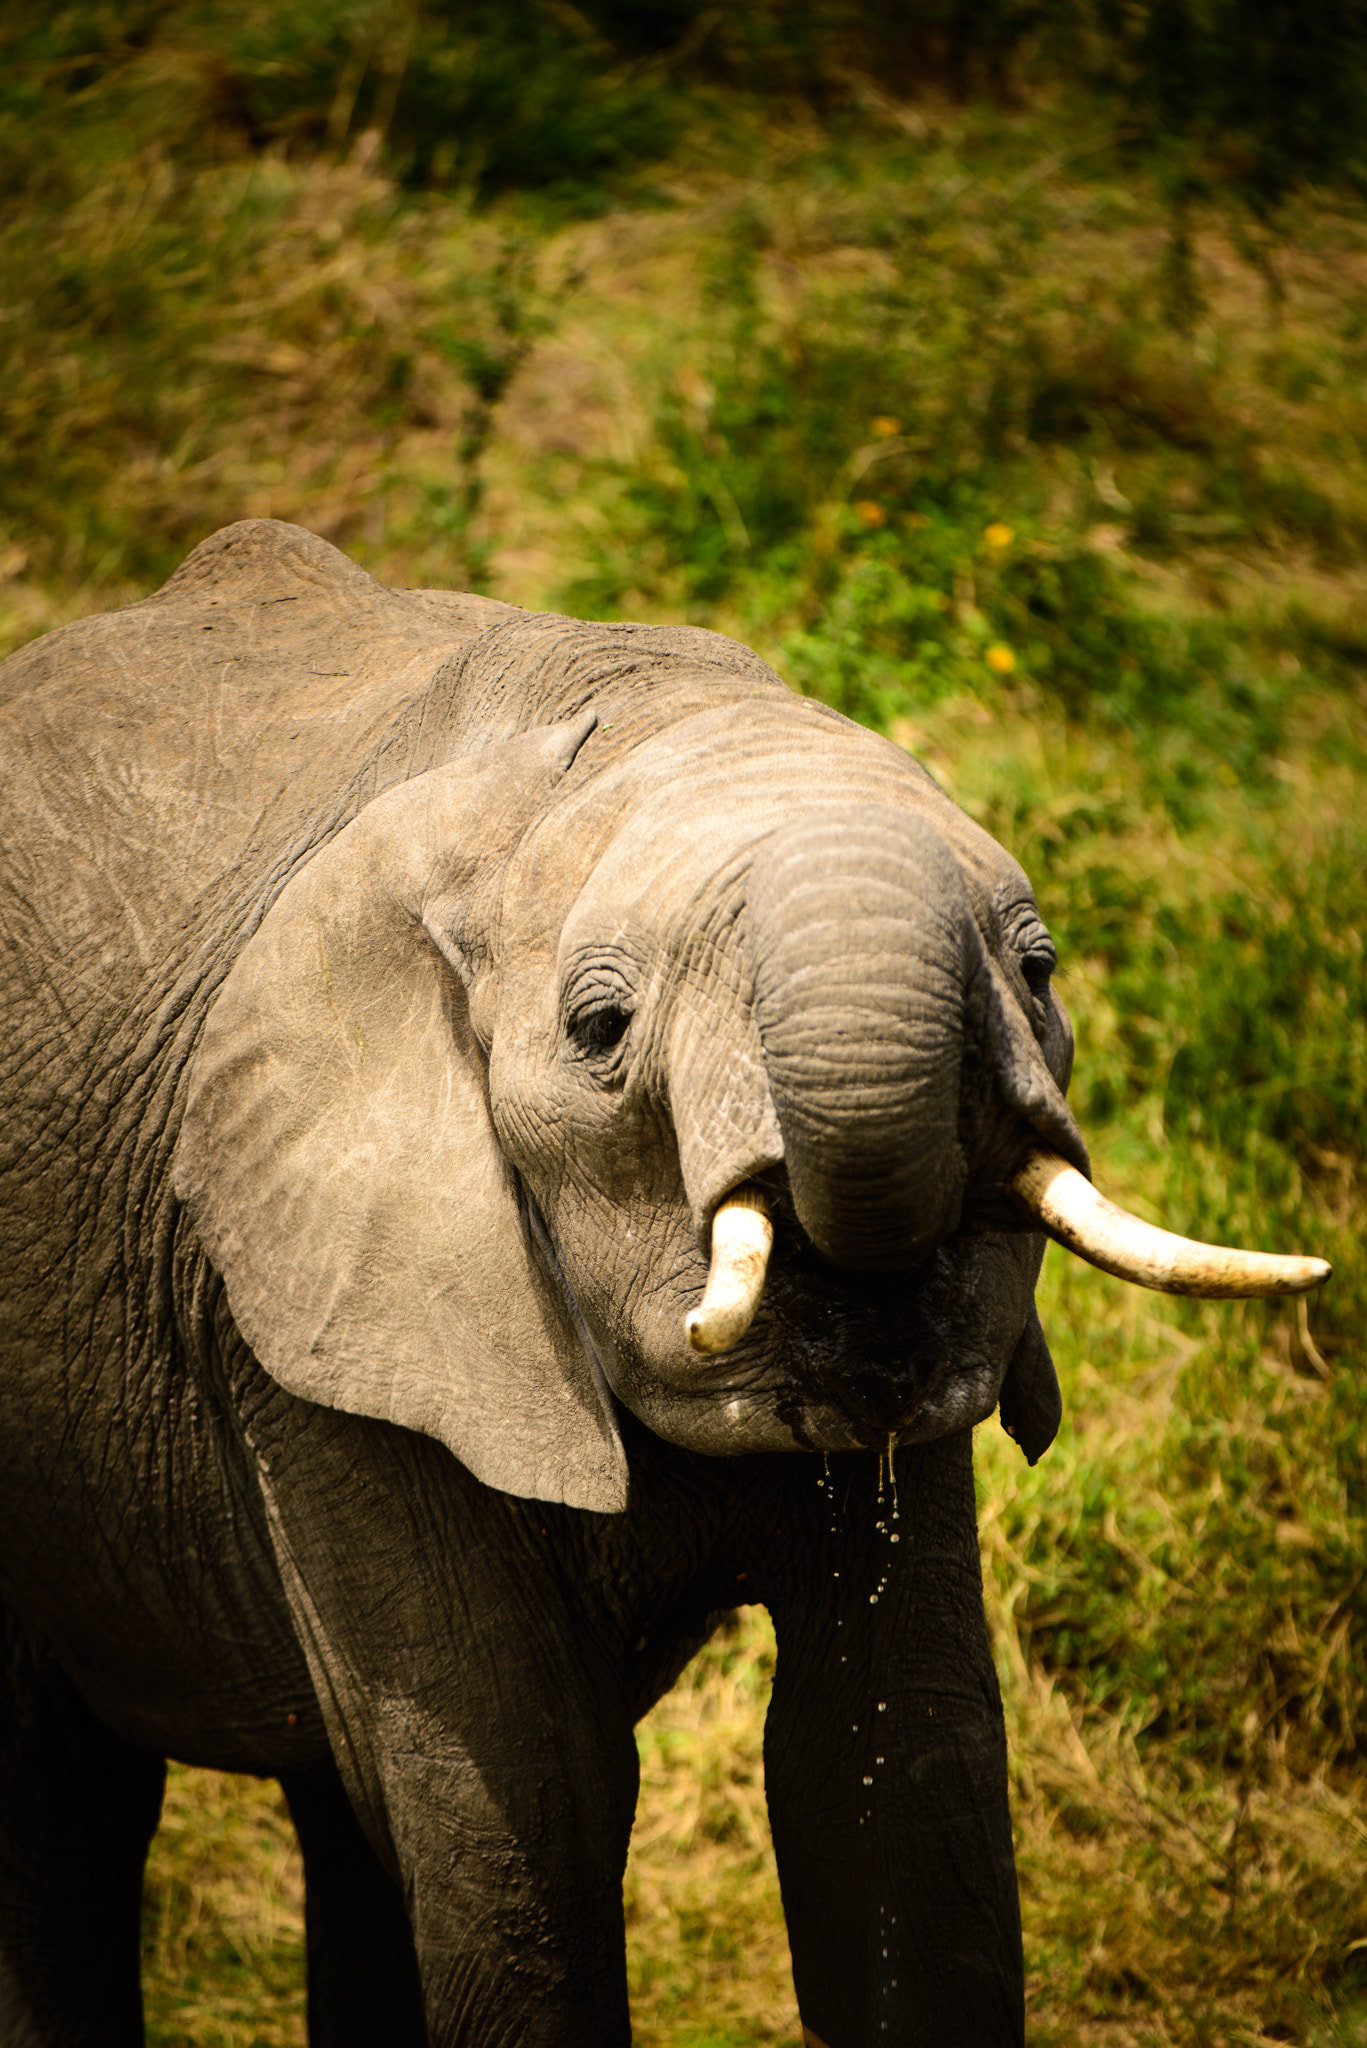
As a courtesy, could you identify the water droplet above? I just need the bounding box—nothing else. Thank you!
[890,1533,900,1544]
[852,1723,859,1732]
[882,1946,888,1957]
[876,1756,884,1764]
[862,1774,873,1785]
[869,1594,879,1604]
[877,1701,887,1712]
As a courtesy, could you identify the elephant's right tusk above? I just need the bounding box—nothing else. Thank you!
[1009,1148,1331,1298]
[686,1187,774,1355]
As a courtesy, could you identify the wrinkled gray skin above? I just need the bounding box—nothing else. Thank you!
[0,522,1089,2048]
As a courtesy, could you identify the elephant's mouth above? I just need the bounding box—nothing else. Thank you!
[587,1166,1038,1460]
[644,1153,1332,1461]
[685,1178,1036,1455]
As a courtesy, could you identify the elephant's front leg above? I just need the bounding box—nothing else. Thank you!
[759,1433,1023,2048]
[242,1390,641,2048]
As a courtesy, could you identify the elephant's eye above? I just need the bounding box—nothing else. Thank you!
[1020,946,1056,1000]
[568,1003,633,1055]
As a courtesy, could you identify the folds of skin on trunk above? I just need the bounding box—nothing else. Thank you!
[745,807,979,1271]
[744,803,1085,1272]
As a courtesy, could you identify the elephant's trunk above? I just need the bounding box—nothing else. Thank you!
[746,806,979,1270]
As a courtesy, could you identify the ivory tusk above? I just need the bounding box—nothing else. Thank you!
[686,1187,774,1355]
[1009,1148,1331,1299]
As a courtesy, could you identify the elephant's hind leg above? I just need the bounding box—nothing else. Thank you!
[280,1761,428,2048]
[0,1601,165,2047]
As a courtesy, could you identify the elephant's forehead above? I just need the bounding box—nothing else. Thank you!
[512,698,1033,936]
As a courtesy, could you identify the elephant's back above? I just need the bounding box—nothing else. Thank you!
[0,520,518,1009]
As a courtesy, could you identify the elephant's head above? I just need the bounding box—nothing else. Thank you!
[175,675,1328,1513]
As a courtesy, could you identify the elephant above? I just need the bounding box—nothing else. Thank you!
[0,519,1327,2047]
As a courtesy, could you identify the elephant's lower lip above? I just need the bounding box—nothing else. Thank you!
[724,1227,1029,1452]
[756,1261,950,1435]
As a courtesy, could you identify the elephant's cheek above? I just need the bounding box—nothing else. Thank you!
[544,1208,711,1413]
[576,1273,809,1456]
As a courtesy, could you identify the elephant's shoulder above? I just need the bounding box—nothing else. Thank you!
[0,521,513,734]
[0,521,524,816]
[0,523,530,992]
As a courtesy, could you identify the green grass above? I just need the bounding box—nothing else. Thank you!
[5,59,1362,2048]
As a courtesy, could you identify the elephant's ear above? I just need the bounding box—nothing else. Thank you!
[997,1304,1062,1466]
[174,719,629,1513]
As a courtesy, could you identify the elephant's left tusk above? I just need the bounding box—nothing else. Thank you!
[686,1188,774,1355]
[1009,1147,1332,1298]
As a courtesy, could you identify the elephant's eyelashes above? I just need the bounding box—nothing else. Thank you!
[1020,947,1056,999]
[567,1003,633,1055]
[997,890,1057,1007]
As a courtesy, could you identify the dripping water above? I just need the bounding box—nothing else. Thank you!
[868,1435,900,1605]
[861,1440,906,2011]
[818,1454,846,1656]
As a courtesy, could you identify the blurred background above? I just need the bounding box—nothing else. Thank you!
[4,2,1367,2040]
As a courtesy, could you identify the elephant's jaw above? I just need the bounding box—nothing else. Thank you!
[636,1144,1333,1460]
[583,1177,1046,1461]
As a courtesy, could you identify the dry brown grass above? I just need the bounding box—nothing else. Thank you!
[626,1612,799,2047]
[142,1769,305,2047]
[979,1271,1367,2048]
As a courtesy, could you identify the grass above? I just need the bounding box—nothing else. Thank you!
[5,60,1363,2048]
[142,1770,305,2047]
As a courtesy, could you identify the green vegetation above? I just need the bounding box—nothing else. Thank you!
[3,8,1366,2043]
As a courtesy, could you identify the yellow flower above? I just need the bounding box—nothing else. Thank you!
[985,643,1016,675]
[984,522,1014,548]
[871,415,902,437]
[854,500,887,527]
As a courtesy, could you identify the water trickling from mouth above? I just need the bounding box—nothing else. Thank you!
[868,1436,901,1603]
[818,1454,846,1658]
[818,1443,909,2029]
[862,1440,907,2018]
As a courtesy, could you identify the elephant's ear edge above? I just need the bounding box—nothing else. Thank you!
[173,735,629,1515]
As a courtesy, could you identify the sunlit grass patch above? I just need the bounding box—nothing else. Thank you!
[142,1767,305,2048]
[979,1273,1367,2045]
[627,1611,799,2047]
[0,147,579,606]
